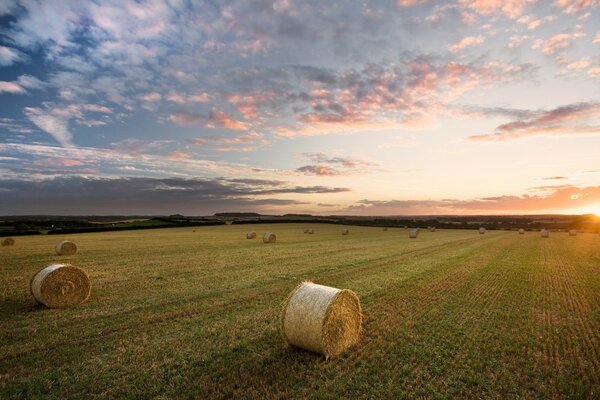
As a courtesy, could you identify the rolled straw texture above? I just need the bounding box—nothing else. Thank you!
[30,264,91,308]
[55,240,77,255]
[281,282,362,357]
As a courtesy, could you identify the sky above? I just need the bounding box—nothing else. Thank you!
[0,0,599,216]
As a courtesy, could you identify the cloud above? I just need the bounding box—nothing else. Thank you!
[507,35,532,49]
[0,118,34,134]
[16,75,46,90]
[0,142,246,181]
[0,75,46,94]
[295,153,381,176]
[554,0,599,14]
[588,68,600,78]
[110,138,172,154]
[594,33,600,44]
[193,132,269,152]
[458,0,535,18]
[139,92,162,102]
[266,57,534,137]
[0,81,26,94]
[166,150,192,160]
[468,102,600,141]
[0,46,26,66]
[346,185,600,215]
[542,33,572,55]
[0,176,349,214]
[566,59,591,70]
[209,111,249,131]
[296,165,339,176]
[23,106,74,146]
[448,36,485,53]
[167,112,203,127]
[22,102,114,146]
[543,176,568,180]
[167,110,250,131]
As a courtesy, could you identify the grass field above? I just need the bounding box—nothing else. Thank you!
[1,224,599,399]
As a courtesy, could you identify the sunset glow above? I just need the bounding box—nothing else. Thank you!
[0,1,599,215]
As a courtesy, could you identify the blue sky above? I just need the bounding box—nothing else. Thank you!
[0,0,599,215]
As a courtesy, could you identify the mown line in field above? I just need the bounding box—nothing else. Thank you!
[532,238,600,394]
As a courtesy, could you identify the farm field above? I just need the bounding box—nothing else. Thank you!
[1,224,599,399]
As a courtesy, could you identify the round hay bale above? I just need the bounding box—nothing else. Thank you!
[569,229,577,236]
[246,231,256,239]
[341,229,349,235]
[303,228,309,234]
[263,232,276,243]
[1,237,15,246]
[30,264,91,308]
[55,240,77,255]
[541,229,549,238]
[518,229,525,234]
[428,227,436,232]
[281,282,362,358]
[308,229,314,234]
[479,227,486,234]
[409,228,418,238]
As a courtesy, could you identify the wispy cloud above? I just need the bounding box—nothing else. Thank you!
[193,132,269,152]
[554,0,599,14]
[457,0,535,18]
[542,33,573,55]
[295,153,381,176]
[448,36,485,53]
[0,176,349,214]
[468,102,600,141]
[0,46,26,66]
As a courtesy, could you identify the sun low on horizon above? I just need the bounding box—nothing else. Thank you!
[0,0,599,216]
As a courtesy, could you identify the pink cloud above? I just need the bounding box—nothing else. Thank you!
[542,33,572,55]
[275,59,533,137]
[227,94,260,120]
[166,150,192,159]
[0,81,25,94]
[566,59,591,70]
[458,0,535,18]
[189,92,210,103]
[209,111,249,131]
[138,92,162,102]
[554,0,599,13]
[448,36,485,53]
[588,67,600,78]
[396,0,426,7]
[165,91,186,104]
[296,165,338,176]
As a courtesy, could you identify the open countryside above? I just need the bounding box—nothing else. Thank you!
[1,224,599,399]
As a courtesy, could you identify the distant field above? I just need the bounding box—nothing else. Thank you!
[1,224,599,399]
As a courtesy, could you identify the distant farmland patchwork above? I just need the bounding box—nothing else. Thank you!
[1,224,599,399]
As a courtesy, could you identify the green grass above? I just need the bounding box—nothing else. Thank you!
[1,224,599,399]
